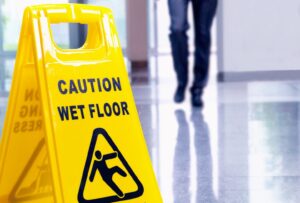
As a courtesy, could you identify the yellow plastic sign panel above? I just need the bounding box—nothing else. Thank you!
[0,4,162,203]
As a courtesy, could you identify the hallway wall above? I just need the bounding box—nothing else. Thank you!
[219,0,300,72]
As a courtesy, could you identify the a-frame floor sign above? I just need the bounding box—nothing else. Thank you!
[0,4,163,203]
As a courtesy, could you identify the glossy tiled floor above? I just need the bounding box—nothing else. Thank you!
[1,55,300,202]
[132,78,300,203]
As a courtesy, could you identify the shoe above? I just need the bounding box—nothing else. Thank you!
[192,95,203,107]
[117,192,125,199]
[190,87,204,108]
[174,86,185,103]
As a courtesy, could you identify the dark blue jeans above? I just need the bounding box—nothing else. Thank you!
[168,0,217,91]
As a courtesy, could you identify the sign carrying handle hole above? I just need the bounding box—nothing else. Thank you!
[50,23,88,49]
[39,4,106,53]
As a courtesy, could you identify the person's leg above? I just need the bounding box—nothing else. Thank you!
[191,0,217,106]
[104,178,125,198]
[110,166,127,177]
[168,0,190,102]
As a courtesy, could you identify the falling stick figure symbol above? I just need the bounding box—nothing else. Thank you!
[89,150,127,198]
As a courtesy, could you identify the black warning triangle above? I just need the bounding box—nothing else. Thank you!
[9,139,54,202]
[78,128,144,203]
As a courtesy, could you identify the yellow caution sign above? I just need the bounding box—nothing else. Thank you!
[0,4,162,203]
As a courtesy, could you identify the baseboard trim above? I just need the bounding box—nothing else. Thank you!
[131,60,148,73]
[218,70,300,82]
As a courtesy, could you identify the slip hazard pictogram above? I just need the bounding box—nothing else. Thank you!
[78,128,144,203]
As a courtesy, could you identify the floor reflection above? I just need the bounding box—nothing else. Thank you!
[192,108,217,203]
[248,101,300,203]
[173,109,191,203]
[173,108,217,203]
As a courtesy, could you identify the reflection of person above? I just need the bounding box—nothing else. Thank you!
[168,0,218,107]
[173,108,217,202]
[173,110,191,203]
[191,108,217,203]
[89,150,127,198]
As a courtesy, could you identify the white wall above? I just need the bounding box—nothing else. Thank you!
[220,0,300,72]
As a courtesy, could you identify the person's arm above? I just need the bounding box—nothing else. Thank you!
[89,161,98,182]
[103,151,118,160]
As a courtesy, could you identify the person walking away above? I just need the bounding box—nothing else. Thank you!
[168,0,218,107]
